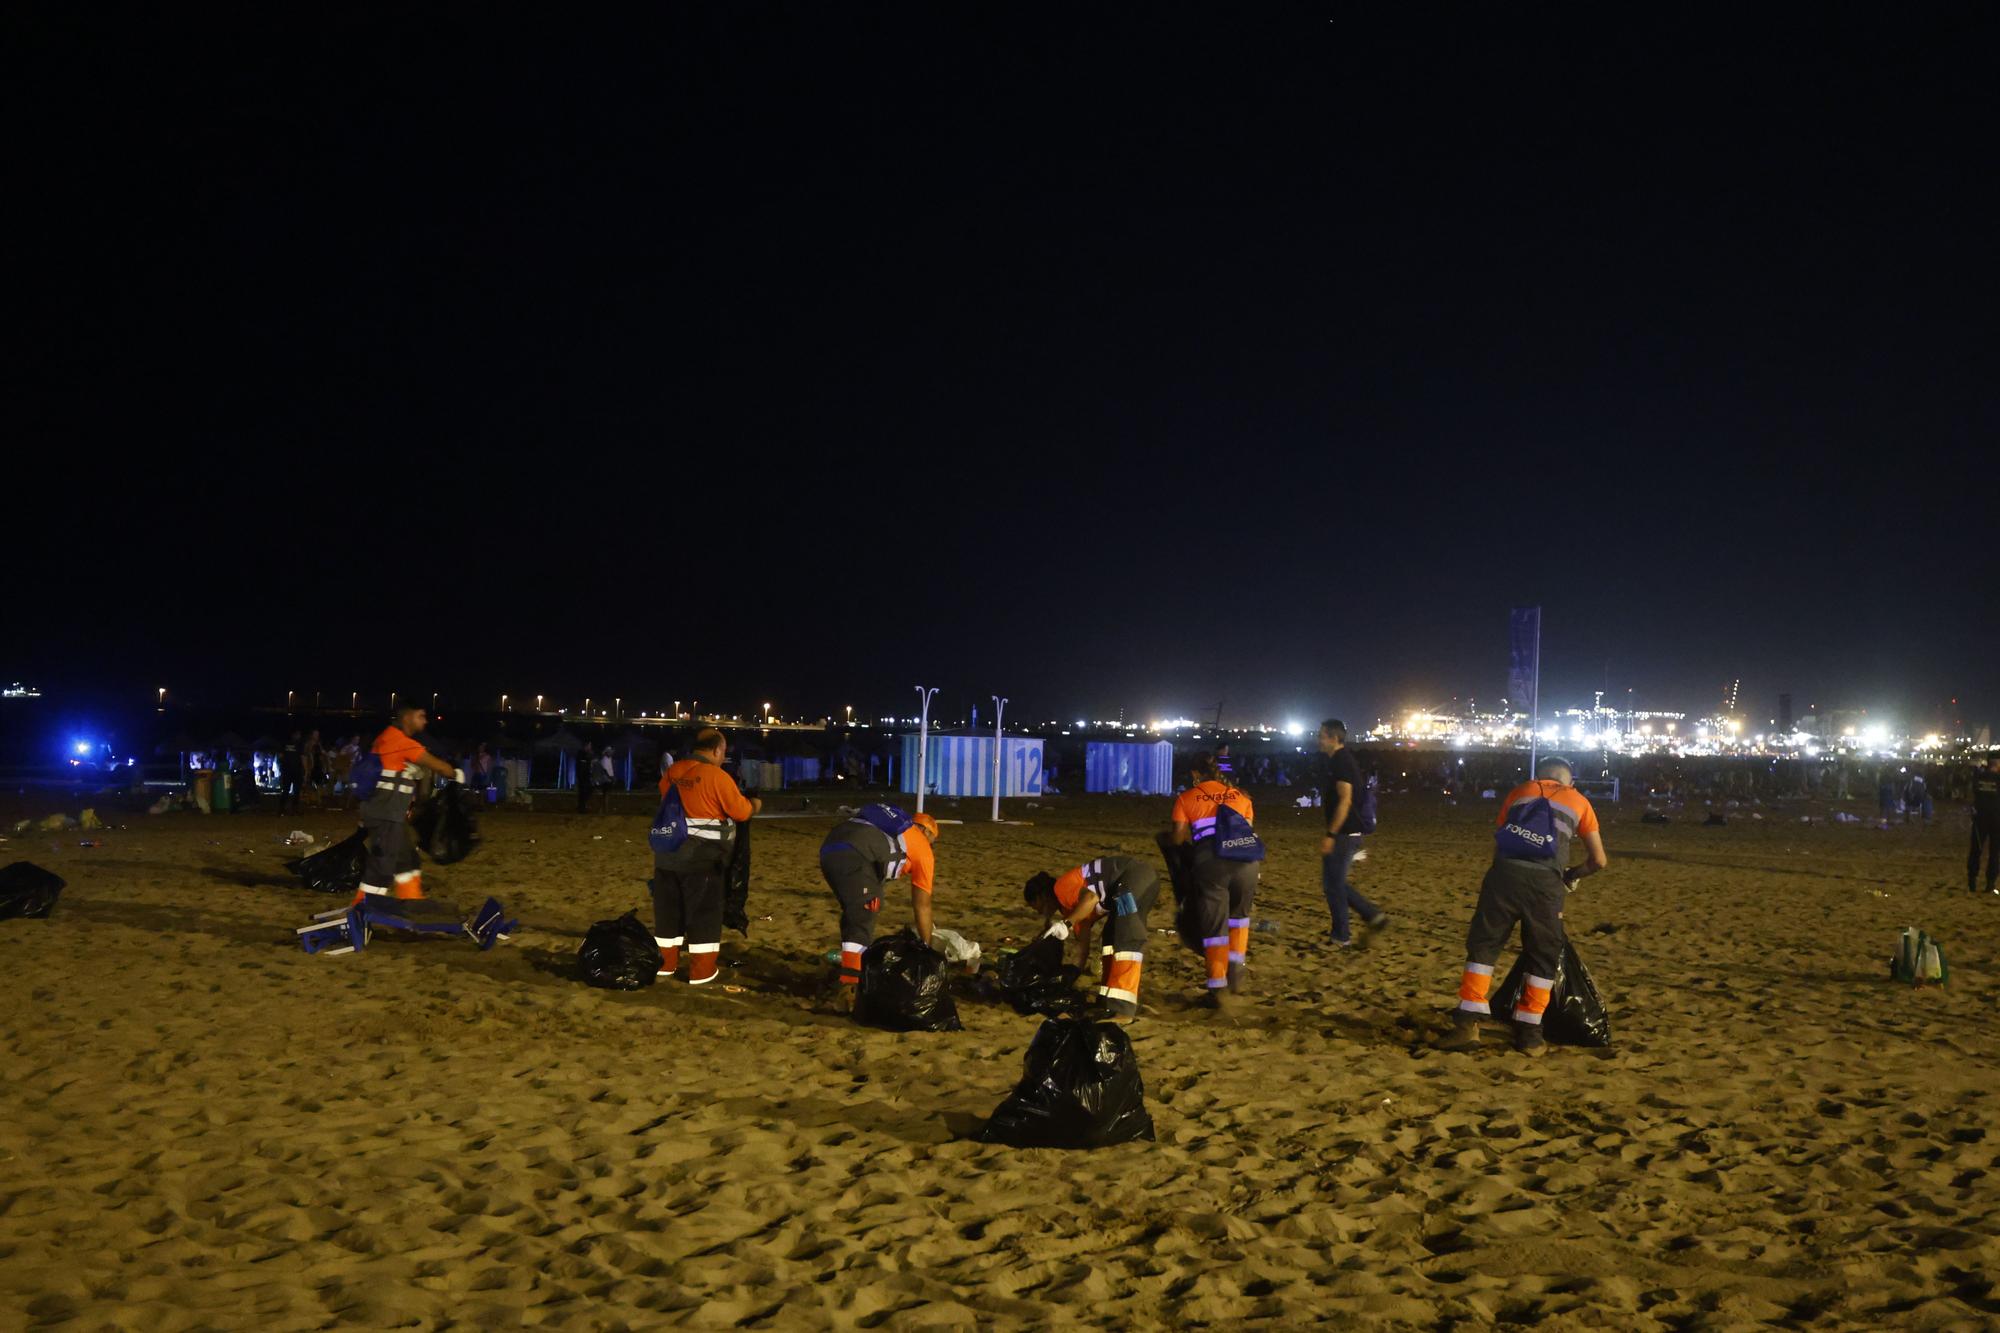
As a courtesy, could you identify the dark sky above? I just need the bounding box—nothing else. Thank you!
[13,6,1998,733]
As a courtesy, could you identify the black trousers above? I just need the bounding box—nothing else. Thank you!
[651,839,729,950]
[1972,817,2000,891]
[279,772,302,813]
[576,778,593,813]
[1465,858,1566,979]
[820,846,886,951]
[362,816,420,891]
[1191,846,1257,984]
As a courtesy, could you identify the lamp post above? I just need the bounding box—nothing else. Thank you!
[914,686,938,814]
[991,695,1008,821]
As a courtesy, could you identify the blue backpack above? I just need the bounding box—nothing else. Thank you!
[1353,772,1380,834]
[855,803,916,838]
[1213,802,1266,862]
[648,784,688,854]
[1495,793,1559,860]
[350,752,383,801]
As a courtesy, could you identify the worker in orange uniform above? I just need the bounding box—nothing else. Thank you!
[354,704,463,904]
[1023,855,1160,1022]
[1441,755,1608,1057]
[1167,751,1261,1009]
[650,728,761,984]
[818,804,940,1007]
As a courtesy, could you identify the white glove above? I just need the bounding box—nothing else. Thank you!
[1042,920,1072,942]
[452,768,466,785]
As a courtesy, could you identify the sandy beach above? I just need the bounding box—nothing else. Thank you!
[2,790,1996,1329]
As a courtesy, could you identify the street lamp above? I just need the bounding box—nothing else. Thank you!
[991,695,1008,821]
[913,686,938,813]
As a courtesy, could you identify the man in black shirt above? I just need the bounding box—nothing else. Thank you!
[1971,754,2000,894]
[1316,718,1389,946]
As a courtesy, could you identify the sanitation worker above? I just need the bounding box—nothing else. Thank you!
[354,703,463,905]
[651,729,761,984]
[1441,754,1608,1057]
[1166,751,1259,1008]
[818,803,940,1008]
[1972,752,2000,895]
[1023,855,1160,1022]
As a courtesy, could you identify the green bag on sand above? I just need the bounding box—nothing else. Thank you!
[1889,927,1948,986]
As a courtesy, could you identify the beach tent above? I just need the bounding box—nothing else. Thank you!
[1085,741,1174,795]
[900,734,1045,798]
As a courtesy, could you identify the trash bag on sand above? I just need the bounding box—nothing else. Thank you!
[411,782,483,865]
[723,818,752,936]
[0,862,66,920]
[1154,830,1205,956]
[979,1018,1156,1148]
[579,912,660,990]
[983,935,1086,1016]
[1493,939,1611,1047]
[285,828,369,895]
[857,927,962,1032]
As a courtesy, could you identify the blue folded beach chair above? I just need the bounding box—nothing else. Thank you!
[296,897,516,955]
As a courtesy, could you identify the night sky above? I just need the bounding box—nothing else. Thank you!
[14,7,1998,733]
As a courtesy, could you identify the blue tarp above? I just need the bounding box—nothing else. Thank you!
[900,735,1045,797]
[1085,741,1175,795]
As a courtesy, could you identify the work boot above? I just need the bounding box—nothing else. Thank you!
[1514,1025,1548,1059]
[1437,1012,1483,1051]
[1202,988,1235,1016]
[1227,963,1248,995]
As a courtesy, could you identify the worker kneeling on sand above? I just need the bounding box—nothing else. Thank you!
[1442,755,1608,1057]
[819,804,940,1007]
[1167,751,1260,1010]
[1024,856,1160,1022]
[651,729,761,984]
[354,704,464,906]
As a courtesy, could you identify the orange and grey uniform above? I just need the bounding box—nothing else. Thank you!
[358,726,431,901]
[651,755,756,984]
[819,816,935,986]
[1172,781,1259,992]
[1053,855,1159,1018]
[1457,780,1600,1027]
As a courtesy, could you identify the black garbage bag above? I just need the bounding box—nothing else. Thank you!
[579,911,660,990]
[723,819,752,936]
[285,828,370,895]
[1492,939,1612,1047]
[1154,830,1205,956]
[411,782,483,865]
[985,935,1088,1015]
[0,862,66,920]
[857,927,963,1032]
[979,1018,1156,1148]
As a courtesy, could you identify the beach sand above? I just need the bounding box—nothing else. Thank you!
[2,790,1996,1329]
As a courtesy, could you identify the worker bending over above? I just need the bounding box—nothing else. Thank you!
[651,729,761,984]
[1024,856,1160,1022]
[1167,751,1260,1009]
[1442,755,1608,1057]
[818,804,940,1006]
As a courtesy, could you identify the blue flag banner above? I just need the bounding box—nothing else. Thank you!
[1508,606,1541,705]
